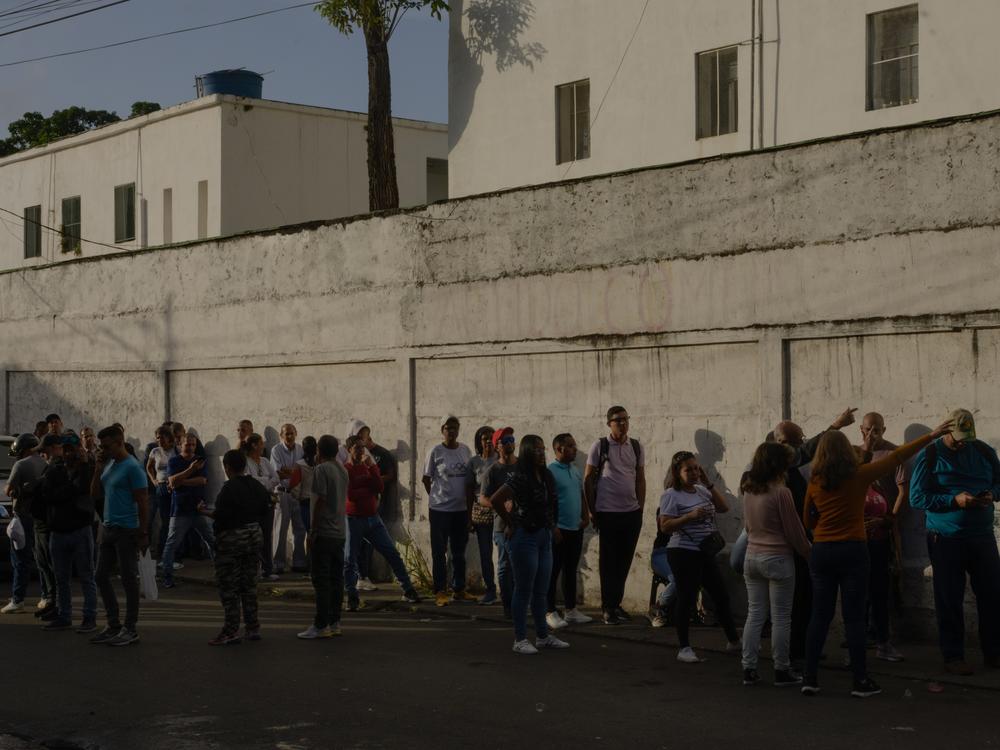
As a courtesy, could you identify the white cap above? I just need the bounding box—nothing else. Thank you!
[346,418,369,438]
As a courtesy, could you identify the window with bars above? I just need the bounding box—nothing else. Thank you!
[556,79,590,165]
[23,205,41,259]
[867,4,918,110]
[696,46,739,139]
[114,182,136,243]
[60,196,81,254]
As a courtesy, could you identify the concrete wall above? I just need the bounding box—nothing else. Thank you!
[449,0,1000,197]
[3,111,1000,626]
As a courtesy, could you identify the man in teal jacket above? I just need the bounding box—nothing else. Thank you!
[910,409,1000,675]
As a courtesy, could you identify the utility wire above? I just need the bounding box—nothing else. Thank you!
[0,0,128,38]
[0,0,110,33]
[0,0,74,20]
[0,1,317,68]
[0,205,131,252]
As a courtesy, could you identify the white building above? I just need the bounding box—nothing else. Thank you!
[448,0,1000,197]
[0,94,448,271]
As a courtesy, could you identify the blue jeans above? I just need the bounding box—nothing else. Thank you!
[162,514,215,584]
[509,526,553,642]
[153,483,172,555]
[429,509,468,593]
[10,513,38,604]
[730,529,749,575]
[650,546,677,610]
[474,523,496,595]
[493,530,512,609]
[50,526,97,624]
[345,515,413,596]
[805,541,870,684]
[743,553,795,670]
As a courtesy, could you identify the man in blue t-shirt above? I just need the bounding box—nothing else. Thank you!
[160,433,215,589]
[89,425,149,646]
[910,408,1000,675]
[546,433,592,630]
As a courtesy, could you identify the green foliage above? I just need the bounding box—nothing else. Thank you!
[314,0,448,40]
[0,102,161,155]
[129,101,161,118]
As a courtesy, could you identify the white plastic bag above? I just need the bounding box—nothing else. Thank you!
[138,550,159,601]
[6,515,25,551]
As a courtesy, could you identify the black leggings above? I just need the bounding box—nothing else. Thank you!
[667,546,738,647]
[548,528,584,611]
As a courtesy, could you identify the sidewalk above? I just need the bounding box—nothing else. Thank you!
[174,560,1000,694]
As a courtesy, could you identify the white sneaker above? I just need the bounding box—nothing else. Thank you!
[266,574,280,581]
[36,598,52,610]
[563,608,593,624]
[172,562,184,571]
[677,647,705,663]
[536,634,570,650]
[512,639,539,655]
[357,578,378,592]
[297,625,331,640]
[545,611,568,630]
[726,640,742,653]
[1,600,24,614]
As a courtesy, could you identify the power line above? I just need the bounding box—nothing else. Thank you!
[0,205,130,253]
[0,1,317,68]
[0,0,128,38]
[0,0,109,33]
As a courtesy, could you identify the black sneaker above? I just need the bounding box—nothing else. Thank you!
[42,619,72,631]
[801,683,821,696]
[76,619,98,634]
[850,677,882,698]
[106,628,140,647]
[614,607,632,622]
[90,626,121,644]
[402,589,422,604]
[244,626,262,642]
[346,597,360,612]
[39,608,59,622]
[602,610,620,626]
[743,668,761,686]
[774,669,803,687]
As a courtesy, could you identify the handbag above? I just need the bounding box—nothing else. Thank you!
[6,515,26,551]
[699,530,726,558]
[138,550,159,601]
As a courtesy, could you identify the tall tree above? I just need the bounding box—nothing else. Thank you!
[315,0,448,212]
[129,101,162,118]
[0,102,161,156]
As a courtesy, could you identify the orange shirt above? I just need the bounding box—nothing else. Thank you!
[803,433,935,543]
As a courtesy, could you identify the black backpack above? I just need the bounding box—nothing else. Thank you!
[596,437,642,483]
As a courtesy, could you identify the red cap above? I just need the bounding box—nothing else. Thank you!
[491,426,514,448]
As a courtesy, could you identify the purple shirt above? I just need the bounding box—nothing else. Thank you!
[586,436,643,512]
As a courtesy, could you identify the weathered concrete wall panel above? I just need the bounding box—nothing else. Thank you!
[7,370,162,448]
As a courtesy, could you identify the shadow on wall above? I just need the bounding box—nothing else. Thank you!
[900,422,932,564]
[695,429,741,539]
[450,0,547,151]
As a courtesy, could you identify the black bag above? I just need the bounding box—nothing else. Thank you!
[699,530,726,558]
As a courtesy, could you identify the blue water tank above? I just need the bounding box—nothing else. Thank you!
[196,69,263,99]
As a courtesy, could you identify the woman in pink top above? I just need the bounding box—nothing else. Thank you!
[740,442,812,688]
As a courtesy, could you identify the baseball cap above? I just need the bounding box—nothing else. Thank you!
[440,415,460,428]
[949,409,976,441]
[491,426,514,448]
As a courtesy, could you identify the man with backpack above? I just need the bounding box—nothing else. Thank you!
[910,408,1000,676]
[584,406,646,625]
[37,432,97,632]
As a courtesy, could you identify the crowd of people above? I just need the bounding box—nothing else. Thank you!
[4,404,1000,699]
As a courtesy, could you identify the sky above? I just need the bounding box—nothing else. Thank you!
[0,0,449,132]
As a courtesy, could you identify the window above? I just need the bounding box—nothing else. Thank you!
[556,79,590,164]
[197,180,208,240]
[426,158,448,203]
[162,188,173,244]
[60,196,81,254]
[23,205,41,259]
[696,46,738,139]
[867,5,918,110]
[114,183,136,243]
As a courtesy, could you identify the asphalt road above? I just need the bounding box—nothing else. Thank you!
[1,586,997,750]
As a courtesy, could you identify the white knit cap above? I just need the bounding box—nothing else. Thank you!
[346,418,369,437]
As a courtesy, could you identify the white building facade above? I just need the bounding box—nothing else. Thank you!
[0,95,448,271]
[448,0,1000,196]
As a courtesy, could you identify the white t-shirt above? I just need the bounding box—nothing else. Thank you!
[423,443,472,512]
[658,485,717,552]
[148,446,176,483]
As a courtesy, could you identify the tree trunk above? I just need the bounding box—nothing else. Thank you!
[363,18,399,212]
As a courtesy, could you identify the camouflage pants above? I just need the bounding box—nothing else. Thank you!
[215,525,263,633]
